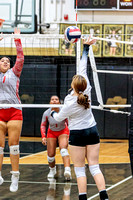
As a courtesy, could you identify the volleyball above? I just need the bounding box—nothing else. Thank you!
[64,26,81,43]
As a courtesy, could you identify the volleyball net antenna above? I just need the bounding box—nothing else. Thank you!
[0,33,132,116]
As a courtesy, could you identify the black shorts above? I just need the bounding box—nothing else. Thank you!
[69,125,100,147]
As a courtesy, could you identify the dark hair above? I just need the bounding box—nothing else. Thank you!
[50,95,61,104]
[71,75,90,109]
[0,56,14,68]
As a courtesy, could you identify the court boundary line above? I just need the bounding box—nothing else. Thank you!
[3,180,112,187]
[87,175,132,200]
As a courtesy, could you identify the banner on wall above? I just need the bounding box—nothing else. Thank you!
[82,24,102,57]
[103,24,124,57]
[125,25,133,57]
[59,24,81,56]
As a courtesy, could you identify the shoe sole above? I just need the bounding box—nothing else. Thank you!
[64,173,72,181]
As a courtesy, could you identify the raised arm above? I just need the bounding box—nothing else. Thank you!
[12,28,24,77]
[0,35,3,41]
[78,37,96,93]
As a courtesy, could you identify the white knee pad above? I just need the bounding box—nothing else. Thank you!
[47,156,55,163]
[89,164,101,177]
[60,148,69,157]
[10,145,19,155]
[0,147,4,155]
[74,167,86,178]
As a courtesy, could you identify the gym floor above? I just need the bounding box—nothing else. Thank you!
[1,138,132,200]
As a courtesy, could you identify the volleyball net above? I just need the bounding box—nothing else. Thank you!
[0,33,132,115]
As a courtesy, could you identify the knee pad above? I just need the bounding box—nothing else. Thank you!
[47,156,55,163]
[60,148,69,157]
[74,167,86,178]
[10,145,19,155]
[89,164,101,177]
[0,147,4,155]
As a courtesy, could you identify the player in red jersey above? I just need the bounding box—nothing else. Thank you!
[40,95,71,180]
[0,28,24,192]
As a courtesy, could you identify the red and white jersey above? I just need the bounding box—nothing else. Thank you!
[40,108,68,138]
[0,39,24,110]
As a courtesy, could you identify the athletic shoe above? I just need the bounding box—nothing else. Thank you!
[64,168,72,181]
[10,171,20,192]
[0,176,4,185]
[47,166,56,178]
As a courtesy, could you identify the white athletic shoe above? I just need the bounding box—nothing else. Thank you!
[64,168,72,181]
[10,171,20,192]
[47,166,56,179]
[0,176,4,185]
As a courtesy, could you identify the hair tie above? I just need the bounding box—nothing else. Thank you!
[79,91,82,94]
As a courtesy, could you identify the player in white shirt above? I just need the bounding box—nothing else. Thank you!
[51,37,109,200]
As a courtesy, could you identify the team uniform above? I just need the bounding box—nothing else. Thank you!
[52,45,100,147]
[0,38,24,193]
[0,38,24,121]
[52,44,109,200]
[41,108,71,180]
[40,108,69,139]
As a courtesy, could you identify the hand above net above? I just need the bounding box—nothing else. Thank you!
[13,27,21,39]
[0,33,3,41]
[83,36,96,46]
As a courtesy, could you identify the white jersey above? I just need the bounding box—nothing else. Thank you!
[53,45,96,130]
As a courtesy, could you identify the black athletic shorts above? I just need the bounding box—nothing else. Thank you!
[69,125,100,147]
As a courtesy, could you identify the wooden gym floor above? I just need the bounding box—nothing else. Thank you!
[1,137,133,200]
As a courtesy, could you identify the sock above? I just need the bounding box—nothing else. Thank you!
[65,167,71,171]
[99,190,109,200]
[79,193,87,200]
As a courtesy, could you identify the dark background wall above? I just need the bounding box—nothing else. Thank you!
[11,56,133,139]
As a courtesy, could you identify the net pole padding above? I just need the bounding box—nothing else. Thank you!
[89,45,103,105]
[94,70,133,75]
[76,39,81,74]
[75,0,78,26]
[91,36,133,45]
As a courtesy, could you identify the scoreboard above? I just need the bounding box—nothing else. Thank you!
[74,0,133,10]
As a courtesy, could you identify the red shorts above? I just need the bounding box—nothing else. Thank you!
[0,108,23,122]
[47,126,69,139]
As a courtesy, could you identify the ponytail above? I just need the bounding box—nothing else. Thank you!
[77,93,90,109]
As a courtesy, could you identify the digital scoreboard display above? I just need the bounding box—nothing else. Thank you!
[74,0,133,10]
[75,0,117,10]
